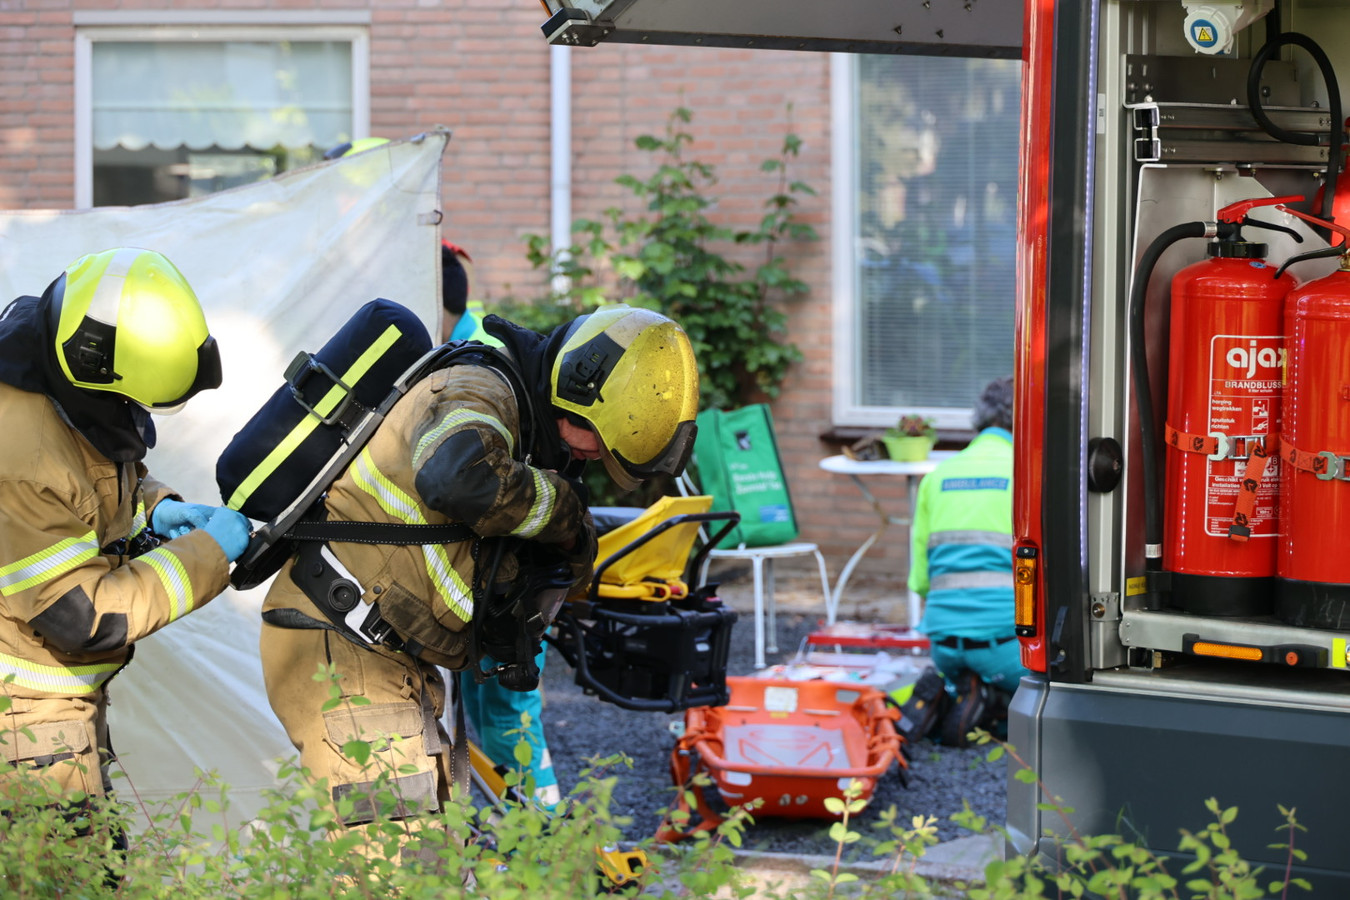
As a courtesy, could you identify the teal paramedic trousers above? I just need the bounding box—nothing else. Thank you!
[459,649,559,809]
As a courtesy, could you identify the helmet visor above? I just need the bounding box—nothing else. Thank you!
[144,335,223,410]
[600,419,697,492]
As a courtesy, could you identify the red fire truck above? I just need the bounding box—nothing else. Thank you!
[541,0,1350,889]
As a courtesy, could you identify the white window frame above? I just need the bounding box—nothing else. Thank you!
[74,12,370,209]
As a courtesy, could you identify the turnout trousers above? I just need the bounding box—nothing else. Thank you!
[260,622,457,826]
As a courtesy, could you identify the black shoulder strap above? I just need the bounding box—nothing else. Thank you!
[282,519,473,545]
[429,341,539,453]
[231,341,536,590]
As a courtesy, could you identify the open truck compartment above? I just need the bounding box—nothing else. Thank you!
[1007,2,1350,889]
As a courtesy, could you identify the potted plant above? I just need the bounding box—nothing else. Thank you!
[882,414,937,462]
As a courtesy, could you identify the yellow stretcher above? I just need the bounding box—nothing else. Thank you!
[548,495,741,712]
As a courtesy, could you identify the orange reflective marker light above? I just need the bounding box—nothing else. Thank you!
[1190,641,1263,662]
[1014,545,1038,635]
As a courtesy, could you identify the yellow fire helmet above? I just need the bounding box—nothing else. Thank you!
[552,305,700,492]
[49,248,222,411]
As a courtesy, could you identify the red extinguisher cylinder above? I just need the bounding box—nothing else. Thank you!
[1163,254,1292,615]
[1275,270,1350,627]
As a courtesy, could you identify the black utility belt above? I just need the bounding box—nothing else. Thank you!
[934,634,1017,651]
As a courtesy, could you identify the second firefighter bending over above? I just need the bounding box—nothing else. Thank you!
[258,304,699,836]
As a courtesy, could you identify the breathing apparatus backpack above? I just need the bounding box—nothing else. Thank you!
[217,299,568,690]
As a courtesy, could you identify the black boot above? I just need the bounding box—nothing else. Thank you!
[940,671,989,749]
[895,666,948,743]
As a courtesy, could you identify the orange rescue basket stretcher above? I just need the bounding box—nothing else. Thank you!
[659,676,908,841]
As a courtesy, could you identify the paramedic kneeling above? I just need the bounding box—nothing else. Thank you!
[257,305,699,850]
[0,249,250,863]
[902,376,1024,749]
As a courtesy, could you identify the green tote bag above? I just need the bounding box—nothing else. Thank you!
[693,404,799,548]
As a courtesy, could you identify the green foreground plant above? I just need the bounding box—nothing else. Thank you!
[0,692,1316,900]
[657,730,1315,900]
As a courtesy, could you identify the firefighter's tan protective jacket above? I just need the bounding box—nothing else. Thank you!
[0,382,231,701]
[261,358,595,669]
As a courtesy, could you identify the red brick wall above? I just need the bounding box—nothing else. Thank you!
[1,4,76,210]
[0,0,913,589]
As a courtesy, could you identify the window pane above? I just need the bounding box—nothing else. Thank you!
[855,55,1021,411]
[91,40,352,206]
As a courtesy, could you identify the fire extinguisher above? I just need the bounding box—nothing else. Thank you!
[1265,207,1350,629]
[1129,195,1303,616]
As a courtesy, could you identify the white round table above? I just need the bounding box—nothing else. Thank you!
[818,452,957,627]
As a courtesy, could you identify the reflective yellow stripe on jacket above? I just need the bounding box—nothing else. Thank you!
[411,407,514,466]
[0,651,120,695]
[351,447,474,622]
[512,468,554,539]
[0,531,99,597]
[130,497,149,542]
[138,546,196,621]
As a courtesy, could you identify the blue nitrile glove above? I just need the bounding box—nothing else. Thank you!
[202,508,252,563]
[151,499,215,539]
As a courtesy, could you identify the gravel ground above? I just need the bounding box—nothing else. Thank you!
[536,575,1008,858]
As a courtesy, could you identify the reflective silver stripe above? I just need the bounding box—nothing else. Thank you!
[510,468,554,539]
[138,546,195,621]
[0,531,99,597]
[0,650,119,695]
[86,248,141,325]
[928,530,1014,550]
[130,498,149,539]
[352,448,474,622]
[412,408,513,469]
[930,571,1015,592]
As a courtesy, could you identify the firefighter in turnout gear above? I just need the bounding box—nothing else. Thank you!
[258,304,699,841]
[0,249,249,807]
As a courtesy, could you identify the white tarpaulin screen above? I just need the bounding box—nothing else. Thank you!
[0,131,447,823]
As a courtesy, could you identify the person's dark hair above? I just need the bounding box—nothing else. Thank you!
[972,376,1014,431]
[442,242,469,315]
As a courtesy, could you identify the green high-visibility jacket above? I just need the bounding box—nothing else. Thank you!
[908,427,1014,639]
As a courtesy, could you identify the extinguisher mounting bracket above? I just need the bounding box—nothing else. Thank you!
[1314,451,1350,481]
[1206,432,1271,462]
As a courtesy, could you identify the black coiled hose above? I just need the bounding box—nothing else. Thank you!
[1128,221,1210,571]
[1246,31,1343,225]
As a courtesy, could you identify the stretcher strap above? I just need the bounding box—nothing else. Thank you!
[1164,425,1278,542]
[655,732,724,843]
[595,579,687,602]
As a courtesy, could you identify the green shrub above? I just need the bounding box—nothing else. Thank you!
[502,104,816,414]
[0,704,1314,899]
[498,105,816,506]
